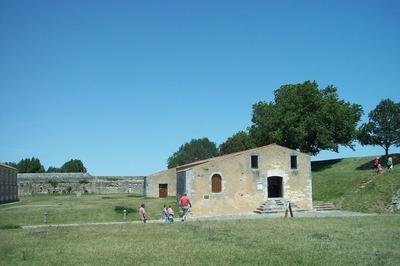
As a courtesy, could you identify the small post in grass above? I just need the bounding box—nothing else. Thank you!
[289,202,294,217]
[123,209,127,220]
[44,211,48,224]
[284,200,289,218]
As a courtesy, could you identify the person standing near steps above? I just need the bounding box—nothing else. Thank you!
[179,193,192,221]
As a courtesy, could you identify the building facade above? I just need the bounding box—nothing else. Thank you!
[145,144,312,216]
[0,164,18,204]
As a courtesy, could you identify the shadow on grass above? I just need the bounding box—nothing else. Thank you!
[311,159,342,172]
[114,206,136,214]
[126,194,143,198]
[356,154,400,170]
[0,224,21,230]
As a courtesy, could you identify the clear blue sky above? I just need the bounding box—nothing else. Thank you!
[1,0,399,175]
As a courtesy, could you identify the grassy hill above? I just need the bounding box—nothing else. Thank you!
[312,154,400,213]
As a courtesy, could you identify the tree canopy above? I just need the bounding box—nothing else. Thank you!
[10,157,46,173]
[47,166,62,173]
[249,81,363,155]
[167,138,218,168]
[219,131,256,155]
[61,159,87,173]
[4,161,17,169]
[358,99,400,157]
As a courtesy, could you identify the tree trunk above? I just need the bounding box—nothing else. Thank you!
[385,146,389,159]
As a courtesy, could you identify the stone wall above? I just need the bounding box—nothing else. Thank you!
[18,173,145,196]
[388,190,400,212]
[0,164,18,204]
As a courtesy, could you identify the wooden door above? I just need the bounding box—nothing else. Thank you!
[159,184,168,198]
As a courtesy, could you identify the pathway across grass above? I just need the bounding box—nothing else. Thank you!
[18,210,374,229]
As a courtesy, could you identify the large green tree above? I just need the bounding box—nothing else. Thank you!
[358,99,400,157]
[249,81,363,155]
[167,138,218,168]
[61,159,87,173]
[219,131,256,155]
[15,157,45,173]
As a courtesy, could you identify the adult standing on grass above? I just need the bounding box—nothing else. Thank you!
[139,204,147,223]
[179,193,192,221]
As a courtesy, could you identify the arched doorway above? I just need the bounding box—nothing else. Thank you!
[267,176,283,198]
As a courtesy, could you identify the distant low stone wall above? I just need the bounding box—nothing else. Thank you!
[18,173,145,196]
[388,190,400,212]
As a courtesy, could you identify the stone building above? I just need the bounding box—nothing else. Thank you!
[0,163,18,204]
[145,144,312,216]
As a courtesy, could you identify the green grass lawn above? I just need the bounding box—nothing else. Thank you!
[0,194,179,227]
[312,155,400,213]
[1,215,399,265]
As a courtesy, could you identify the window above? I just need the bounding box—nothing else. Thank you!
[251,155,258,169]
[211,174,222,193]
[290,155,297,169]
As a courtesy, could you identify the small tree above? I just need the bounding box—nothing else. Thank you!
[61,159,87,173]
[167,138,218,168]
[358,99,400,157]
[4,162,17,168]
[48,179,58,189]
[219,131,256,155]
[47,166,62,173]
[16,157,45,173]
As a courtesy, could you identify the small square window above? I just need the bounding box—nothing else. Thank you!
[290,155,297,169]
[251,155,258,169]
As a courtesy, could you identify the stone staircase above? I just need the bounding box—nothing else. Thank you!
[313,202,335,211]
[254,198,305,214]
[357,175,377,191]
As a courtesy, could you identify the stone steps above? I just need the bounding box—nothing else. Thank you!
[357,175,378,191]
[254,198,305,214]
[313,202,335,211]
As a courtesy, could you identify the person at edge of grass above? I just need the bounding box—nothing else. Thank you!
[162,204,168,223]
[387,157,393,170]
[139,204,147,223]
[179,193,192,221]
[374,157,382,174]
[167,205,174,224]
[377,163,383,174]
[374,157,380,171]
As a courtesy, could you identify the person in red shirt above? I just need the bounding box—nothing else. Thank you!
[179,193,192,221]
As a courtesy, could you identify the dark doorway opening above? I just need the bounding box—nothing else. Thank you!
[159,184,168,198]
[267,176,283,198]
